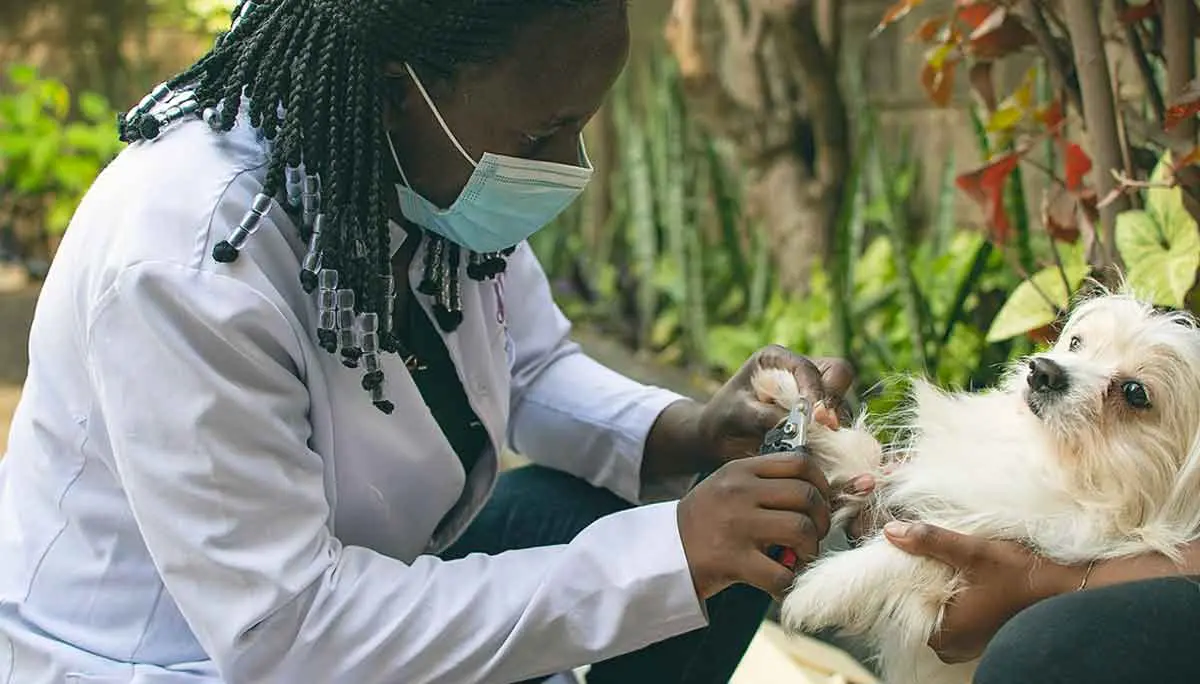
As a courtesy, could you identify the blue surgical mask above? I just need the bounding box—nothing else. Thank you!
[386,63,593,254]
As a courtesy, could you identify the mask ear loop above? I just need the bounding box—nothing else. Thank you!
[385,129,415,189]
[385,68,519,334]
[404,63,478,169]
[385,126,462,328]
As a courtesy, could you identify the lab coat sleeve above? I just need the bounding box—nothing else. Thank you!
[504,243,696,504]
[85,261,707,684]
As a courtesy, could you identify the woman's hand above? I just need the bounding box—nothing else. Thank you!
[883,522,1084,663]
[643,346,853,481]
[697,346,854,466]
[678,451,833,601]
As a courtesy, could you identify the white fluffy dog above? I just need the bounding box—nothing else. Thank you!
[752,293,1200,684]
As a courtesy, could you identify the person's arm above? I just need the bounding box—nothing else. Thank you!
[87,261,707,684]
[503,244,856,502]
[883,521,1200,664]
[503,243,702,503]
[1084,539,1200,588]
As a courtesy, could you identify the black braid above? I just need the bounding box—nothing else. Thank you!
[117,0,605,411]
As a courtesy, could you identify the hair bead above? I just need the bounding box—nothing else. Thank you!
[202,104,222,131]
[380,273,396,332]
[434,243,464,330]
[467,252,483,281]
[285,167,304,210]
[212,193,270,263]
[301,174,321,230]
[362,353,381,373]
[136,96,200,141]
[359,314,385,390]
[316,269,339,352]
[300,213,326,292]
[230,0,260,32]
[370,384,394,414]
[123,82,172,125]
[418,236,443,296]
[336,289,361,366]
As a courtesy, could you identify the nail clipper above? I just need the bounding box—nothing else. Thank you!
[759,398,813,572]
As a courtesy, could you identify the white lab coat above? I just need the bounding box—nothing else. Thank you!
[0,115,707,683]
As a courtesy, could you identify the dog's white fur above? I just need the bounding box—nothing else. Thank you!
[752,293,1200,684]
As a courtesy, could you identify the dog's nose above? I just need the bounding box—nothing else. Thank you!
[1028,357,1069,393]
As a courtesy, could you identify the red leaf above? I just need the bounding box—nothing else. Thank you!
[956,152,1021,244]
[1119,1,1159,24]
[1042,187,1081,244]
[1165,78,1200,131]
[1027,324,1058,345]
[1062,142,1092,190]
[1036,100,1065,131]
[910,16,946,43]
[875,0,925,37]
[957,1,999,30]
[965,7,1036,60]
[969,61,998,111]
[921,49,959,108]
[1175,146,1200,170]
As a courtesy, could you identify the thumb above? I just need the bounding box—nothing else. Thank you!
[884,521,978,569]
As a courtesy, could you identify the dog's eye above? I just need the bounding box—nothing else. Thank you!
[1068,335,1082,352]
[1122,381,1152,409]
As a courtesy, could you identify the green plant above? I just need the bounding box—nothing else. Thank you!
[534,39,1027,428]
[878,1,1200,344]
[985,151,1200,343]
[0,64,124,241]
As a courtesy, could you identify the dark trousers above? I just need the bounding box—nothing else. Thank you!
[975,575,1200,684]
[441,465,771,684]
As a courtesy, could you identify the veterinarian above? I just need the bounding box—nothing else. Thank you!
[884,521,1200,682]
[0,1,856,683]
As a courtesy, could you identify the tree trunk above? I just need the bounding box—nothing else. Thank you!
[1062,0,1129,271]
[664,0,849,295]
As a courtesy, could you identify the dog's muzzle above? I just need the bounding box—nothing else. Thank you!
[1026,357,1069,415]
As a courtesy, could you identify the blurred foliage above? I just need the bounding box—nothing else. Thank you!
[532,46,1031,428]
[8,0,1186,435]
[148,0,237,39]
[0,64,124,245]
[877,1,1200,343]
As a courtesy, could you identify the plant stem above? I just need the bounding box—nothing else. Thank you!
[865,112,929,372]
[1114,0,1166,123]
[933,239,994,377]
[1021,0,1084,116]
[1165,0,1197,145]
[1063,0,1130,270]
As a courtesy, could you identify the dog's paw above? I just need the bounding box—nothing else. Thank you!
[807,421,885,487]
[750,367,803,410]
[781,565,847,634]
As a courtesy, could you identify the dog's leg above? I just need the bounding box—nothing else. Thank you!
[805,424,886,529]
[876,630,978,684]
[781,537,958,664]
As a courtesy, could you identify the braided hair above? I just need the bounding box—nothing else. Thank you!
[117,0,600,412]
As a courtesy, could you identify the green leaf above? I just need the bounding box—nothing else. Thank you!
[78,92,112,123]
[1118,152,1200,308]
[986,260,1088,342]
[7,64,36,86]
[46,196,77,234]
[1147,152,1192,240]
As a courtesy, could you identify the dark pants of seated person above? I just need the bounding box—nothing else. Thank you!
[441,464,772,684]
[975,575,1200,684]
